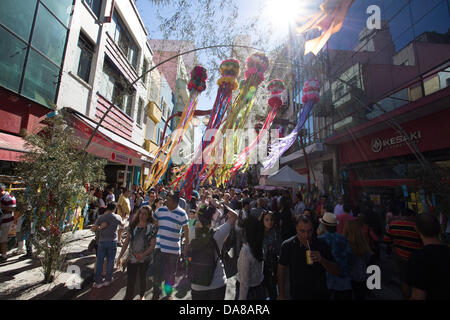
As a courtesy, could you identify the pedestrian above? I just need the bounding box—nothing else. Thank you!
[333,196,344,216]
[187,209,198,244]
[303,208,319,238]
[117,189,131,246]
[336,203,356,234]
[277,196,296,242]
[439,212,450,246]
[277,215,339,300]
[358,213,380,259]
[141,189,156,208]
[250,198,264,220]
[0,186,16,262]
[318,212,353,300]
[343,220,375,300]
[384,208,423,299]
[235,215,266,300]
[91,202,124,288]
[152,191,189,300]
[106,188,115,204]
[293,192,306,219]
[117,205,157,300]
[151,197,163,213]
[188,204,237,300]
[260,210,281,300]
[315,195,327,219]
[406,213,450,300]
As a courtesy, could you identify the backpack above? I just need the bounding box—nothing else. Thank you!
[186,228,221,286]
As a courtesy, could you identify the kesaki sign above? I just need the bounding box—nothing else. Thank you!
[371,131,422,153]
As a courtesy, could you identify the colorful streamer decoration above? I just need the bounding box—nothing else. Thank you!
[175,59,240,197]
[230,79,285,174]
[143,66,208,190]
[202,53,270,187]
[263,79,320,170]
[296,0,355,55]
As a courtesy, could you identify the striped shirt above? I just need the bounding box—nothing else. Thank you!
[384,218,423,261]
[154,206,188,255]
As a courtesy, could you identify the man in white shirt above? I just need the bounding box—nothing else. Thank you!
[334,196,344,216]
[152,191,189,300]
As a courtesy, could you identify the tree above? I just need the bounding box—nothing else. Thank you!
[143,0,285,94]
[16,115,106,283]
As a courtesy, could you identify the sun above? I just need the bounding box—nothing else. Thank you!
[264,0,304,34]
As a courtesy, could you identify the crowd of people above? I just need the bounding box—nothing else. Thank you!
[86,184,450,300]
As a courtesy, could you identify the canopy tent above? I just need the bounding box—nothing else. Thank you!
[254,185,287,191]
[266,166,308,189]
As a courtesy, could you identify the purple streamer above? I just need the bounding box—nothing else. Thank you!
[263,100,316,170]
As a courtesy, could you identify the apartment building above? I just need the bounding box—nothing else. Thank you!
[0,0,159,188]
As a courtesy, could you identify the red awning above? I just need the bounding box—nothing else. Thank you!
[0,132,28,162]
[65,111,152,166]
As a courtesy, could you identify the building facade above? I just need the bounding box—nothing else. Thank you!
[148,39,197,160]
[282,0,450,211]
[0,0,159,189]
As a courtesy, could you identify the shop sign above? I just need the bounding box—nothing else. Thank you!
[371,131,421,153]
[111,152,131,164]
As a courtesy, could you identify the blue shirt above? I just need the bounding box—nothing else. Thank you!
[318,232,353,291]
[154,206,188,255]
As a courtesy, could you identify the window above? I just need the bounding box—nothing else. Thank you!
[137,98,144,125]
[111,10,138,69]
[32,4,67,65]
[0,26,28,92]
[40,0,72,26]
[143,104,148,125]
[161,100,168,120]
[101,59,134,117]
[83,0,102,18]
[158,128,164,145]
[0,0,37,41]
[0,0,69,108]
[22,49,60,107]
[146,119,156,142]
[142,59,149,84]
[76,32,94,83]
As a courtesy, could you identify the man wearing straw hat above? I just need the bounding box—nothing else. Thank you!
[318,212,353,300]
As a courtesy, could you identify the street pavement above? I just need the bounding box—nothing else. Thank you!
[0,229,402,300]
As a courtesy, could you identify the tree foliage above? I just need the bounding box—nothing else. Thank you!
[16,115,106,283]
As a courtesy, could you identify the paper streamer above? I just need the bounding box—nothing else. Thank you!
[263,79,320,170]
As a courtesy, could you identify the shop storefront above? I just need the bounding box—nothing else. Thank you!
[337,106,450,212]
[64,109,153,189]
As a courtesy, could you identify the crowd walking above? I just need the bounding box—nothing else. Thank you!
[1,183,450,300]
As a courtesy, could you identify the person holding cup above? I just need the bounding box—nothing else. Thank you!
[277,215,339,300]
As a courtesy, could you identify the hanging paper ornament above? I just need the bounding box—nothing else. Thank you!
[188,66,208,92]
[263,79,321,170]
[143,65,208,190]
[201,53,270,187]
[177,59,241,197]
[229,79,285,174]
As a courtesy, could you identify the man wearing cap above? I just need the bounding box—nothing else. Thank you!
[152,190,189,300]
[0,184,16,262]
[318,212,353,300]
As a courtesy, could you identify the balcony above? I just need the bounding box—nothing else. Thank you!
[147,101,162,123]
[144,139,159,156]
[333,86,366,111]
